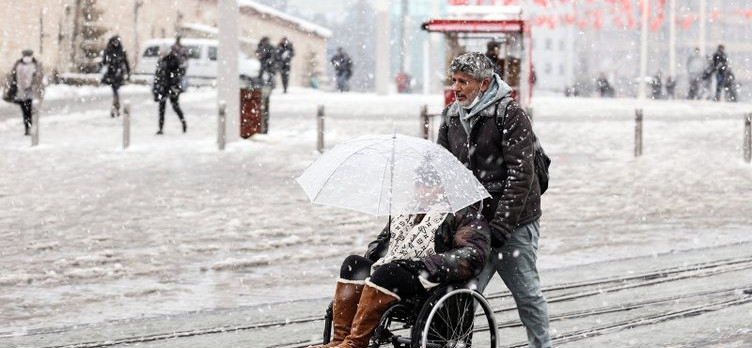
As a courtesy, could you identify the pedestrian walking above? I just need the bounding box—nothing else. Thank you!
[665,75,676,99]
[485,40,502,76]
[2,49,45,136]
[275,37,295,93]
[256,37,276,88]
[723,68,739,102]
[437,52,552,348]
[152,46,186,135]
[100,35,131,117]
[686,48,705,99]
[330,47,352,92]
[596,73,614,97]
[711,44,729,102]
[650,71,663,100]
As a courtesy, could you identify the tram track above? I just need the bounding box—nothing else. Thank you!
[506,291,752,348]
[32,255,752,348]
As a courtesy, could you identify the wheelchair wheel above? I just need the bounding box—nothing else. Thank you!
[322,301,333,344]
[369,303,415,348]
[411,288,498,348]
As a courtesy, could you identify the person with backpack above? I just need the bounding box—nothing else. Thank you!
[437,52,551,348]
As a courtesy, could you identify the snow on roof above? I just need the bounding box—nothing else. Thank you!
[447,5,523,20]
[181,23,259,45]
[237,0,332,38]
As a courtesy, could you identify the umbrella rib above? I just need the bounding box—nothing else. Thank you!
[375,151,390,216]
[309,138,392,204]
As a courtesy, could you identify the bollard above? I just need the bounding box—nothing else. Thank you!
[421,105,429,140]
[218,101,226,151]
[635,109,643,157]
[31,104,39,147]
[317,105,325,153]
[745,114,751,163]
[123,102,130,149]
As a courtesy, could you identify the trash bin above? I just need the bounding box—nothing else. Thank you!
[239,77,271,139]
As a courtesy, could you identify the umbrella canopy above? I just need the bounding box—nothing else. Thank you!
[296,133,490,216]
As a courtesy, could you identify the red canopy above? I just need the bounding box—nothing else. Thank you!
[421,19,525,33]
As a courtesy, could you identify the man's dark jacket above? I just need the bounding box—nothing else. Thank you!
[438,74,541,247]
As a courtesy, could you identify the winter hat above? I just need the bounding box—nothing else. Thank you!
[22,49,34,57]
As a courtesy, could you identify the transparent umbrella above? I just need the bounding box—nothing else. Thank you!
[296,133,490,216]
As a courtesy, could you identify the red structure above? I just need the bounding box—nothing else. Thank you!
[422,6,533,108]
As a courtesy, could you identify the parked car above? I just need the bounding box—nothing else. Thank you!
[134,38,260,86]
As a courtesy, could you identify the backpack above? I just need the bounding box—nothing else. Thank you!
[494,98,551,194]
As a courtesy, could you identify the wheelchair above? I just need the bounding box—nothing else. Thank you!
[321,280,498,348]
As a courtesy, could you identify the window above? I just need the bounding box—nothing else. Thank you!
[559,40,565,51]
[208,47,217,61]
[544,63,552,75]
[186,46,201,59]
[143,46,160,58]
[545,38,552,50]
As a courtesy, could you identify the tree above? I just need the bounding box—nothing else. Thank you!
[74,0,107,73]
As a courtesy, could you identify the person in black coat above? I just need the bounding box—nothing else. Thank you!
[485,40,502,76]
[331,47,353,92]
[101,35,131,117]
[275,37,295,93]
[152,48,186,135]
[711,44,729,102]
[256,37,276,87]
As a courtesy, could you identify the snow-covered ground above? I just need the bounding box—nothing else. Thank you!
[1,85,751,335]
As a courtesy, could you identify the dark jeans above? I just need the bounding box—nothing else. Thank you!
[715,72,726,101]
[18,100,32,133]
[279,70,290,92]
[335,72,350,92]
[341,255,426,299]
[158,94,185,131]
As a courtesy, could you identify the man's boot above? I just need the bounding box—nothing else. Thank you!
[335,282,399,348]
[306,280,364,348]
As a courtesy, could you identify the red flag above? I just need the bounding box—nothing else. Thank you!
[650,0,666,31]
[679,14,693,30]
[621,0,635,28]
[562,13,577,25]
[592,10,603,30]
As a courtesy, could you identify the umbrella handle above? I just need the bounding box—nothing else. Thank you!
[476,200,484,219]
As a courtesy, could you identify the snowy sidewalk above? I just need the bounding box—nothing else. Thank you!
[1,87,751,338]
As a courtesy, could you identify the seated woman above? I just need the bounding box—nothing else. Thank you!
[308,180,491,348]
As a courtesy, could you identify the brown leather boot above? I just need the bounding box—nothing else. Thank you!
[307,280,365,348]
[336,282,399,348]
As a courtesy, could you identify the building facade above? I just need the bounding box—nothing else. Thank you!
[0,0,330,87]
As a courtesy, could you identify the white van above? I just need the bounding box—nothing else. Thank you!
[135,38,260,85]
